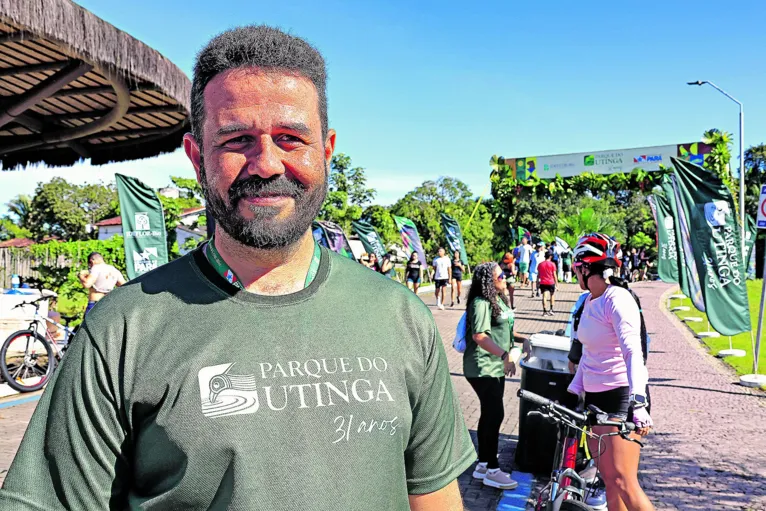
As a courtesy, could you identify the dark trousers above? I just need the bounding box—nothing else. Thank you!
[467,376,505,469]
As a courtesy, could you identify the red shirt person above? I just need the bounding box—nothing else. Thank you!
[537,252,558,316]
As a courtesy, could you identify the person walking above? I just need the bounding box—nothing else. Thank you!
[537,251,558,316]
[464,262,522,490]
[405,251,423,294]
[517,237,533,288]
[568,233,654,511]
[0,26,476,511]
[529,243,546,298]
[561,248,573,283]
[77,252,126,315]
[499,252,516,310]
[432,247,452,310]
[621,248,633,281]
[450,250,465,307]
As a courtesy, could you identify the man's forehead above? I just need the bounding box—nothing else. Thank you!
[202,68,318,121]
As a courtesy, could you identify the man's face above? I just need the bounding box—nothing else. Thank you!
[184,69,336,250]
[438,248,446,257]
[522,238,527,246]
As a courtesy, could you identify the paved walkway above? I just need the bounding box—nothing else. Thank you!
[2,281,765,511]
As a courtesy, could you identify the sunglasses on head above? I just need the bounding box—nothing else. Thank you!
[496,274,505,282]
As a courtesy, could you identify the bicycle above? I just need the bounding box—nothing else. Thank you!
[0,292,76,393]
[517,389,642,511]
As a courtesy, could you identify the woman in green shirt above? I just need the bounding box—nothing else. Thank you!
[463,262,523,490]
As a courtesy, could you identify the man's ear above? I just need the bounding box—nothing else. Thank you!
[184,133,203,185]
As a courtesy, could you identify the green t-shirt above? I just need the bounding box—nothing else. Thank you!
[463,297,514,378]
[0,247,475,510]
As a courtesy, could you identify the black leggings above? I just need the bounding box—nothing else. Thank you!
[467,377,505,468]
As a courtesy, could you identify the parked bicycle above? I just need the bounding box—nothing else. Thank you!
[0,292,75,393]
[517,389,642,511]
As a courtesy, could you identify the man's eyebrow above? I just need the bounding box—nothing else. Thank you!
[215,123,251,138]
[276,122,313,137]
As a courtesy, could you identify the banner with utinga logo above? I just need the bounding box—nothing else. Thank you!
[115,174,169,280]
[670,158,750,336]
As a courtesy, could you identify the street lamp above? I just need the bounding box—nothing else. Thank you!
[688,81,766,387]
[686,81,745,247]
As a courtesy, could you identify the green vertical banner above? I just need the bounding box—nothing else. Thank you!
[393,215,426,265]
[312,220,355,259]
[647,192,679,283]
[745,216,757,279]
[115,174,168,280]
[518,226,530,243]
[440,213,468,265]
[671,157,751,335]
[351,220,386,260]
[663,174,705,311]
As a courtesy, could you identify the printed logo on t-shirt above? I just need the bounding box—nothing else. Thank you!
[198,363,259,418]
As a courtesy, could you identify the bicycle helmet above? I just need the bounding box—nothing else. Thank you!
[573,233,622,289]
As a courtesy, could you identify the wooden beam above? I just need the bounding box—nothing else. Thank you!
[13,113,91,159]
[0,60,69,78]
[0,32,34,45]
[89,126,178,140]
[43,104,185,121]
[51,83,159,99]
[0,61,92,129]
[0,64,130,155]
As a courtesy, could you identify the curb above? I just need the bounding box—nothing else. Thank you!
[0,393,41,409]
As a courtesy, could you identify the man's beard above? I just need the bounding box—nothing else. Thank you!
[200,161,327,250]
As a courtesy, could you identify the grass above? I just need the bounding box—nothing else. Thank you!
[669,280,765,377]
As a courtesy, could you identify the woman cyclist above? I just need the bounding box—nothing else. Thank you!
[568,233,654,511]
[450,250,465,307]
[464,262,522,490]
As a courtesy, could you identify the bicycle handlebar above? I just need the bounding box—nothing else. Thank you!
[518,389,587,423]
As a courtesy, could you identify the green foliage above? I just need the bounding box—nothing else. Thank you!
[360,205,399,247]
[170,176,204,199]
[702,129,737,206]
[319,153,376,231]
[390,177,494,266]
[629,231,654,250]
[16,237,127,316]
[26,177,118,241]
[540,207,620,250]
[0,218,32,240]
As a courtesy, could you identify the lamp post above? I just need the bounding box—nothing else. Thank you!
[686,81,745,254]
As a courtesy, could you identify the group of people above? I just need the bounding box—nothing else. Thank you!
[621,247,651,282]
[498,237,574,316]
[462,233,654,511]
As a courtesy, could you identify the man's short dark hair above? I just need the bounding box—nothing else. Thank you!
[88,252,103,264]
[191,25,328,142]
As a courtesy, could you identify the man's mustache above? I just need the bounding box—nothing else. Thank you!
[228,176,305,203]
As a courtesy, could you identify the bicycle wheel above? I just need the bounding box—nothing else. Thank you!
[559,499,594,511]
[0,330,56,393]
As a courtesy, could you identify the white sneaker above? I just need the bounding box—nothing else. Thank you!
[482,469,519,490]
[472,463,488,480]
[438,304,445,310]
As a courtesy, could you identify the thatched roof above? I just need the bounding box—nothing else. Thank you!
[0,0,191,169]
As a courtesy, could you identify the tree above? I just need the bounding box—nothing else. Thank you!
[0,194,33,240]
[360,204,399,247]
[390,177,494,265]
[702,129,737,204]
[26,177,118,241]
[319,153,375,231]
[541,207,620,251]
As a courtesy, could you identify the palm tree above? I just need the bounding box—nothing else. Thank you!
[541,208,620,249]
[6,194,32,227]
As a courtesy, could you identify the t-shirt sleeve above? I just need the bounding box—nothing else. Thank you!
[405,325,476,494]
[608,289,648,397]
[0,325,129,510]
[470,299,492,337]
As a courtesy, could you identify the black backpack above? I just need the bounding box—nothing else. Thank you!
[568,283,649,365]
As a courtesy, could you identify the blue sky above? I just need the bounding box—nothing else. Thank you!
[2,0,766,214]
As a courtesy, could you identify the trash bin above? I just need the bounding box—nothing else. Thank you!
[515,334,577,474]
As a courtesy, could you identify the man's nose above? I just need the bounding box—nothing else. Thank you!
[244,136,285,179]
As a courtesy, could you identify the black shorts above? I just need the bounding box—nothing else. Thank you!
[435,279,449,289]
[584,386,632,421]
[451,272,463,281]
[539,284,556,295]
